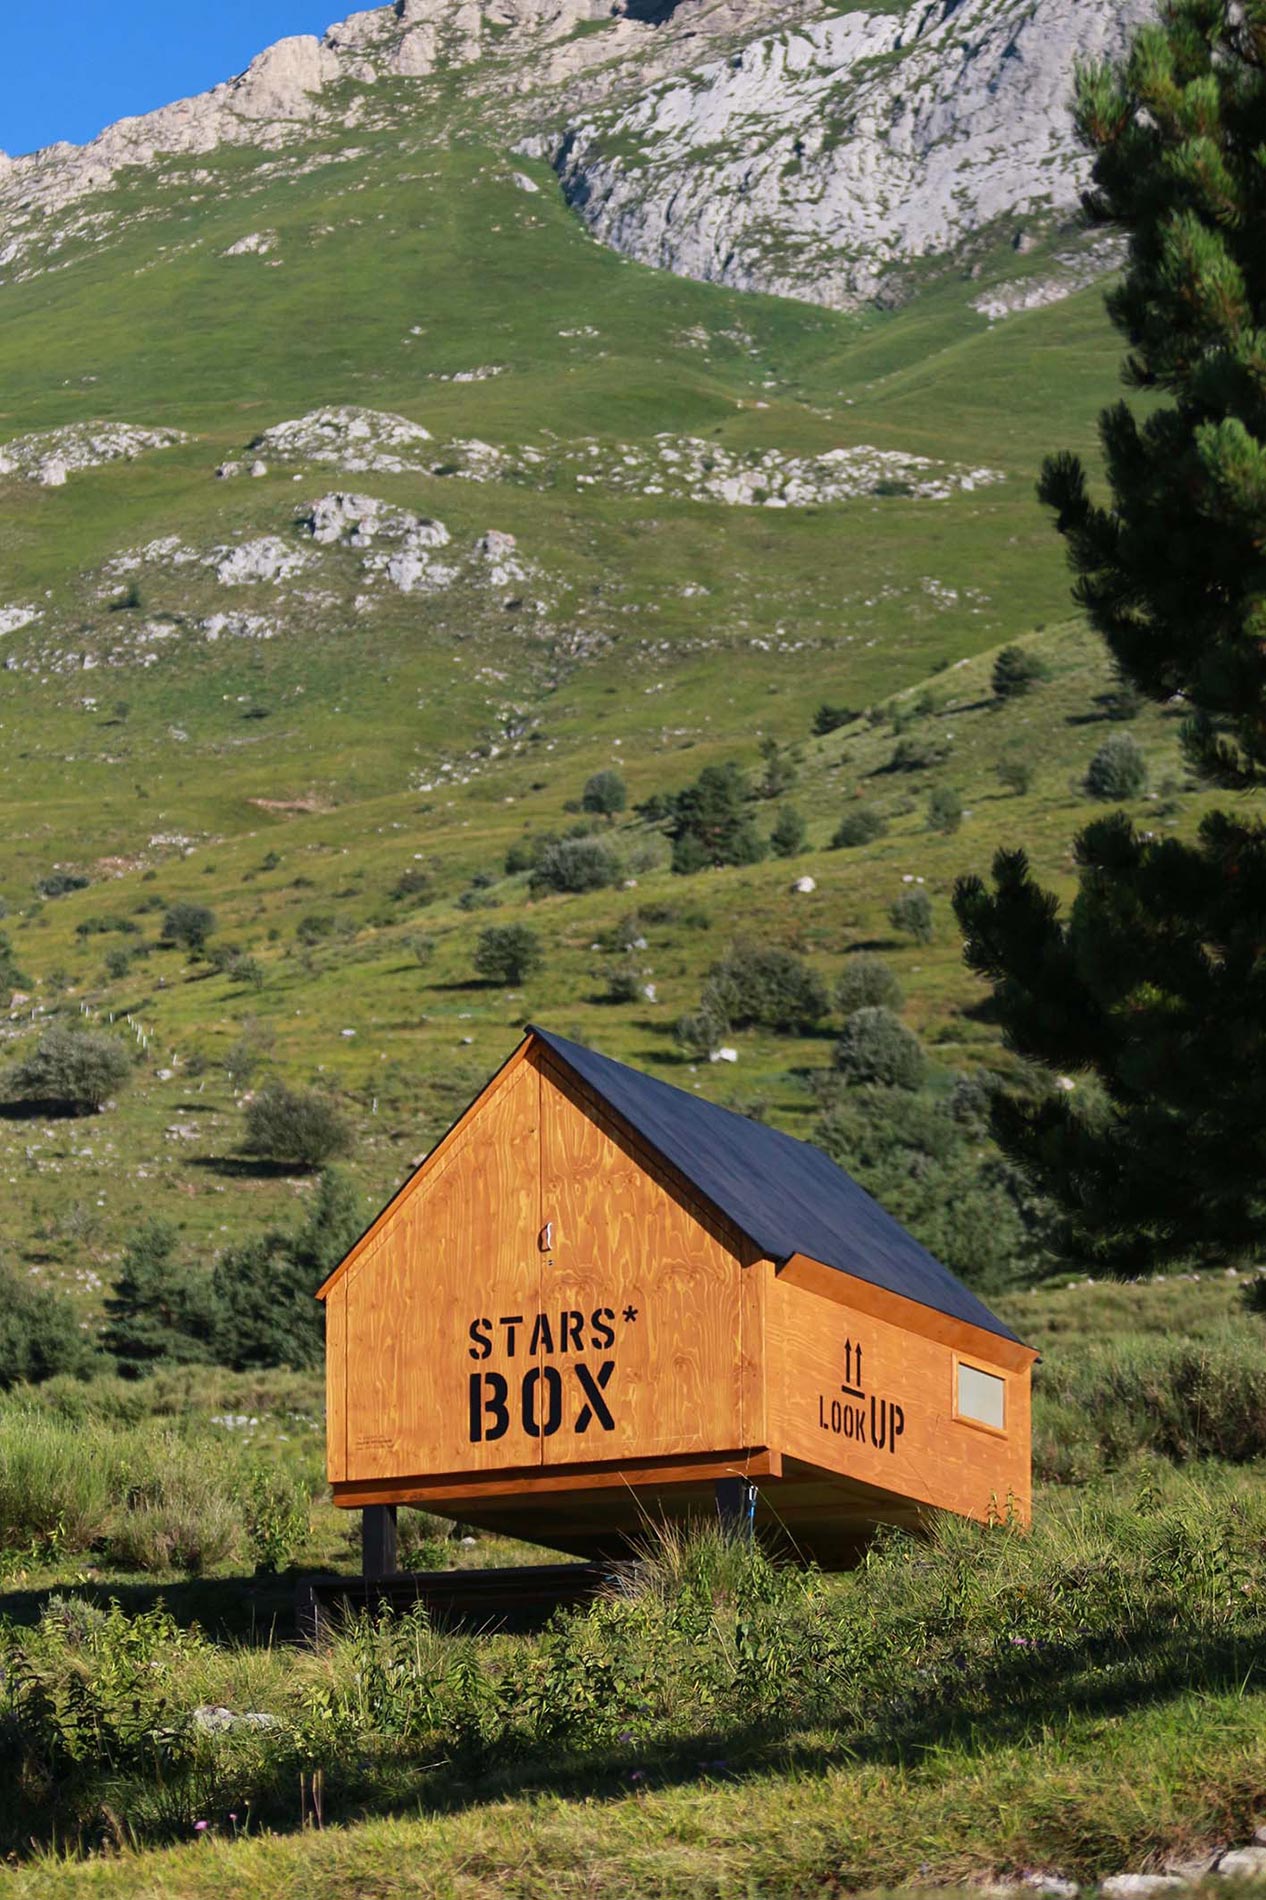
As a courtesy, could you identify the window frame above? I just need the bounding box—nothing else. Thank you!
[952,1354,1009,1438]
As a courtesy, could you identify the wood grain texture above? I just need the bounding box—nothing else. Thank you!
[767,1273,1031,1525]
[778,1253,1038,1373]
[537,1058,745,1464]
[335,1056,544,1483]
[325,1279,347,1484]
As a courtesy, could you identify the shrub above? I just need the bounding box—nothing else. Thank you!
[758,736,799,800]
[474,923,544,986]
[107,1439,240,1574]
[296,912,336,945]
[390,866,433,903]
[243,1081,352,1169]
[405,932,435,967]
[769,805,808,858]
[103,946,133,981]
[995,757,1033,796]
[161,901,216,955]
[674,1006,728,1059]
[702,943,829,1034]
[835,955,903,1018]
[991,644,1048,699]
[0,1262,95,1388]
[1086,731,1148,800]
[886,736,949,773]
[581,769,627,820]
[243,1465,310,1574]
[889,886,934,944]
[37,871,89,899]
[834,1007,926,1089]
[601,963,641,1005]
[530,836,620,896]
[812,703,858,737]
[4,1024,132,1115]
[832,806,888,849]
[926,786,963,834]
[0,1409,115,1552]
[1099,678,1145,722]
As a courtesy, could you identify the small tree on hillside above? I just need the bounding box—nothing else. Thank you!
[770,805,808,859]
[474,923,544,986]
[162,902,217,957]
[243,1080,352,1169]
[529,836,619,896]
[991,645,1048,701]
[103,1221,221,1377]
[581,770,627,821]
[701,942,829,1034]
[0,1260,95,1387]
[213,1169,364,1371]
[835,954,903,1018]
[4,1024,131,1115]
[664,762,767,875]
[1085,732,1148,801]
[889,887,933,945]
[834,1007,926,1091]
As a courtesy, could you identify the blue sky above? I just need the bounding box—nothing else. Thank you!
[2,2,335,157]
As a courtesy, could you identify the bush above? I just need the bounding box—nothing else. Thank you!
[811,703,858,737]
[886,736,949,773]
[4,1024,132,1115]
[770,805,808,858]
[995,757,1033,796]
[243,1081,352,1169]
[832,806,888,849]
[103,946,133,981]
[161,901,216,955]
[601,963,641,1005]
[1086,731,1148,800]
[581,769,627,820]
[37,871,89,899]
[390,867,433,903]
[474,923,544,986]
[106,1440,241,1574]
[405,932,435,967]
[702,943,829,1034]
[674,1006,729,1060]
[834,1007,926,1089]
[991,644,1048,699]
[529,836,620,896]
[888,886,934,944]
[0,1262,95,1388]
[1099,679,1145,722]
[926,786,963,834]
[243,1465,310,1574]
[835,955,903,1018]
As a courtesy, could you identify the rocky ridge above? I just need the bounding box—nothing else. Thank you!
[0,0,1152,312]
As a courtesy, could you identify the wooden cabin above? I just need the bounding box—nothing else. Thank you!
[318,1026,1036,1572]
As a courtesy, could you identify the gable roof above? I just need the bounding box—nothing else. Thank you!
[530,1025,1022,1347]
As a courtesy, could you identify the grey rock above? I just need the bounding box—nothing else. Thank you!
[1100,1879,1188,1898]
[191,1705,280,1733]
[1218,1849,1266,1880]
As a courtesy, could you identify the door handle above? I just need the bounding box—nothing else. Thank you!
[539,1221,554,1253]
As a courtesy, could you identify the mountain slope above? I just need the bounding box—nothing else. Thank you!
[0,0,1211,1313]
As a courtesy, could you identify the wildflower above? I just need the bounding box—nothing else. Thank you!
[194,1821,209,1833]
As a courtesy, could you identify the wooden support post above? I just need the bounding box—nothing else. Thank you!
[362,1503,398,1580]
[715,1477,755,1539]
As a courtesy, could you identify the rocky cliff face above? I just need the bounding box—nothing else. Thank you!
[0,0,1149,309]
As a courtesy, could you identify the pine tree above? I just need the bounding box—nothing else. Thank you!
[103,1221,221,1377]
[953,0,1266,1271]
[213,1169,365,1370]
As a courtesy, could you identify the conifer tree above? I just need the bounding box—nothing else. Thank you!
[954,0,1266,1271]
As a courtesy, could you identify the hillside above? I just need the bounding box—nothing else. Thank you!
[0,0,1210,1318]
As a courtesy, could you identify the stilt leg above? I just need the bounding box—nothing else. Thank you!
[362,1503,398,1579]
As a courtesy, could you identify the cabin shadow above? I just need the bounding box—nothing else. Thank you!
[0,1572,302,1642]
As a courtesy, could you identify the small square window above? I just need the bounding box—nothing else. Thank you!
[957,1362,1006,1431]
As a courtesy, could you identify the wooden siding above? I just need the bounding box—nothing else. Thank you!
[336,1054,544,1481]
[766,1269,1032,1525]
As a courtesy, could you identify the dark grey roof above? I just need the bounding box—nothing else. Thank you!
[530,1026,1021,1347]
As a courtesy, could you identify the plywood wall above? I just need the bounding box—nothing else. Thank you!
[766,1271,1032,1525]
[328,1048,760,1490]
